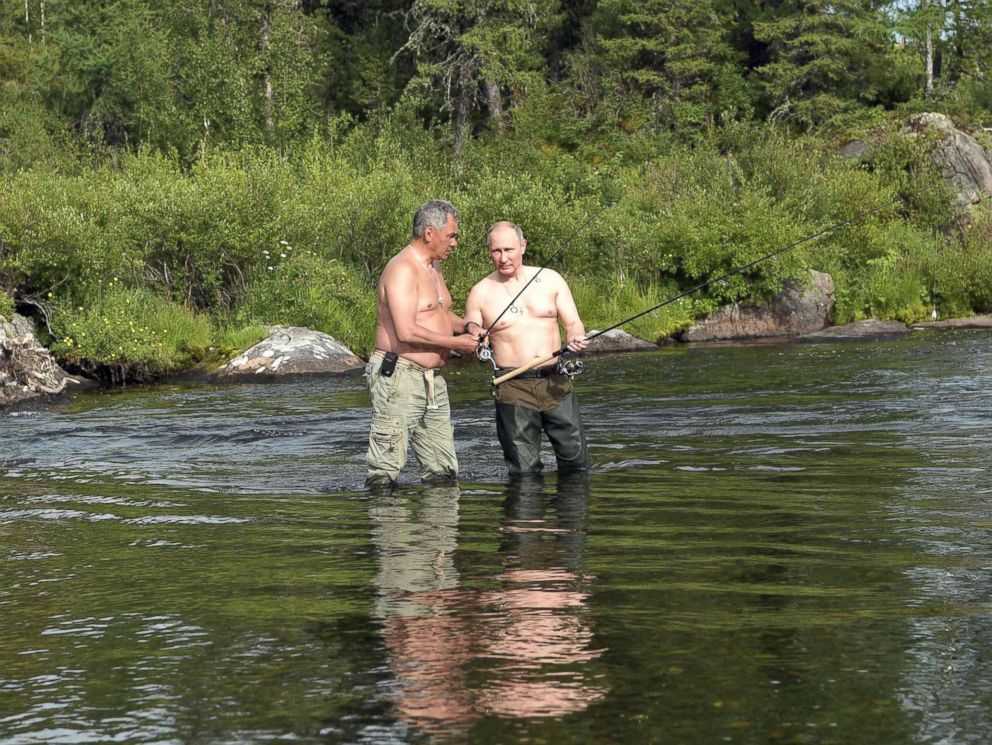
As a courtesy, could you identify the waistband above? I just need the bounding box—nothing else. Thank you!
[371,349,443,374]
[493,365,558,379]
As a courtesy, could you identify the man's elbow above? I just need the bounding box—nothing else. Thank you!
[393,327,417,344]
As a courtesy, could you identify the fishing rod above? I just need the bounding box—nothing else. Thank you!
[478,205,610,341]
[492,183,941,386]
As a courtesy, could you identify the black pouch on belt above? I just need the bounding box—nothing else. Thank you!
[379,351,399,377]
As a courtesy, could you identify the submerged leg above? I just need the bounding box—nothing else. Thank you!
[495,401,544,476]
[543,391,589,473]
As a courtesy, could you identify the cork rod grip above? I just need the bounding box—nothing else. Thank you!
[491,353,557,386]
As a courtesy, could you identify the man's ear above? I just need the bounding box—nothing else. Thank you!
[521,240,527,253]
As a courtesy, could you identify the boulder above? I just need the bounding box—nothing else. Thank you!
[584,329,658,354]
[213,326,363,380]
[677,270,835,343]
[904,113,992,206]
[797,319,909,341]
[1,313,73,407]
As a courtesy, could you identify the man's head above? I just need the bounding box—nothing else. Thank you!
[486,221,527,277]
[413,200,460,260]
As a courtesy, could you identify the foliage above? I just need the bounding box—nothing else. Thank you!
[0,287,13,319]
[590,0,746,133]
[573,276,705,342]
[235,248,377,354]
[932,208,992,315]
[49,283,213,379]
[211,323,269,362]
[752,0,896,129]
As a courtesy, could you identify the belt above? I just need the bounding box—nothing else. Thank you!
[493,365,557,379]
[371,349,444,375]
[371,350,443,410]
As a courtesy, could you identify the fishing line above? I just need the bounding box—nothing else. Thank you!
[492,182,943,385]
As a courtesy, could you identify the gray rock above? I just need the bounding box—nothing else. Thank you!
[904,113,992,206]
[678,270,835,343]
[838,140,870,159]
[798,319,909,341]
[1,313,73,407]
[213,326,363,380]
[584,329,658,354]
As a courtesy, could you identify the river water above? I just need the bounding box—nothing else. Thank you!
[2,331,990,744]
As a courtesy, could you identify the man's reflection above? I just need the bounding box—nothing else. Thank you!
[370,485,475,730]
[477,473,604,718]
[369,475,606,736]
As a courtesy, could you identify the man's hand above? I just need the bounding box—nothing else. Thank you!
[451,333,481,355]
[566,334,587,354]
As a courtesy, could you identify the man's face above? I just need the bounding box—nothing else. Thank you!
[425,215,459,260]
[488,227,526,276]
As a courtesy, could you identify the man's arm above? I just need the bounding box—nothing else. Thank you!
[462,284,485,338]
[447,310,468,335]
[553,273,587,353]
[384,263,477,353]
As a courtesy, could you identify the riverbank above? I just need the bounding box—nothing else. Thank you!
[4,115,992,386]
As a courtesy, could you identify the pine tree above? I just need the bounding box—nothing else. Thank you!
[753,0,893,128]
[587,0,745,132]
[395,0,555,156]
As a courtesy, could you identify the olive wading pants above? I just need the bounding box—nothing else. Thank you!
[493,370,589,476]
[365,351,458,487]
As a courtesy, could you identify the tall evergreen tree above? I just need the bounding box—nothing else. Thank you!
[395,0,555,156]
[586,0,745,132]
[753,0,893,128]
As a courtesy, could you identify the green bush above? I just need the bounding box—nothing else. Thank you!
[211,324,270,361]
[236,249,376,354]
[0,288,14,320]
[932,210,992,316]
[574,276,707,342]
[50,283,213,376]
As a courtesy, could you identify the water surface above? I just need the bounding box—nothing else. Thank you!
[2,331,990,743]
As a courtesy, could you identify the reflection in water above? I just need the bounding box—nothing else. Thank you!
[369,476,606,737]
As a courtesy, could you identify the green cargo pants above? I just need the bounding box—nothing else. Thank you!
[365,352,458,487]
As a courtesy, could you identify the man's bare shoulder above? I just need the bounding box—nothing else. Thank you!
[468,270,501,294]
[536,267,566,284]
[380,247,417,284]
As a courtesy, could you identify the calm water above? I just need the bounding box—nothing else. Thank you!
[2,331,990,744]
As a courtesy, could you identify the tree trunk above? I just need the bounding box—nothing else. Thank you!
[259,3,276,137]
[924,22,934,99]
[485,78,503,131]
[454,68,471,159]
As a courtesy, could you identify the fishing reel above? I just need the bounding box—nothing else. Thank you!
[475,343,496,370]
[557,356,584,378]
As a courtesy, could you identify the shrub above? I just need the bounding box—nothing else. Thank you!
[0,288,14,320]
[50,284,213,381]
[932,210,992,316]
[236,249,376,354]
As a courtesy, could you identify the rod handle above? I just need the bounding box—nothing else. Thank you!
[491,353,557,386]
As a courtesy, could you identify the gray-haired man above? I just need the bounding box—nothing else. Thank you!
[364,199,480,487]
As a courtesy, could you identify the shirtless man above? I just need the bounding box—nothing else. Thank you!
[463,221,589,476]
[365,199,480,487]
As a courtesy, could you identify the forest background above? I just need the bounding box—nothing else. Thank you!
[2,0,992,381]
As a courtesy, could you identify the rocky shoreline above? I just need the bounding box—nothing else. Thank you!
[5,299,992,411]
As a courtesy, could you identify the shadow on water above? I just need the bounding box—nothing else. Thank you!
[1,331,991,743]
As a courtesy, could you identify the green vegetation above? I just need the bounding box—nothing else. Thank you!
[2,1,991,382]
[0,288,13,321]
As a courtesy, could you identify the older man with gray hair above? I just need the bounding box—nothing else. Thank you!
[364,199,480,488]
